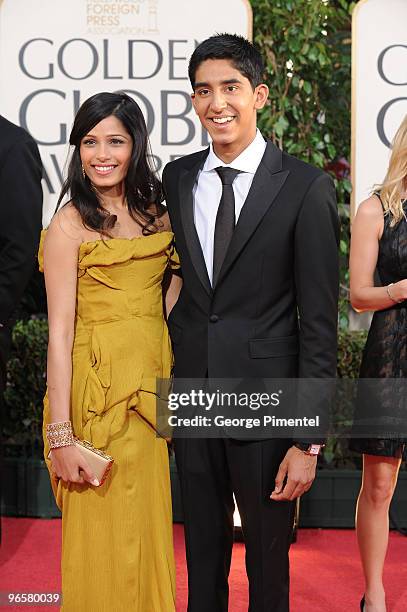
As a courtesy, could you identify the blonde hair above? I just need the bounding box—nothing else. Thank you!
[375,114,407,226]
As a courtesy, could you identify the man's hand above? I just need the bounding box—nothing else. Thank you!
[270,446,317,501]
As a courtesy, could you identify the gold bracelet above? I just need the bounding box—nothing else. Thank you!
[46,420,74,449]
[386,283,401,304]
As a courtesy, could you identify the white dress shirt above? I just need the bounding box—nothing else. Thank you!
[193,129,267,284]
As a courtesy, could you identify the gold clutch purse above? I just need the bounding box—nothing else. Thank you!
[74,439,114,486]
[48,439,114,487]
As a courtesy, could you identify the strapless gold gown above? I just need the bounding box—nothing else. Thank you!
[39,230,177,612]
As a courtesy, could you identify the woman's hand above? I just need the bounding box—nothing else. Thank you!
[49,445,100,486]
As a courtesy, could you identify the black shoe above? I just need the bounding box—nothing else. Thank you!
[360,595,365,611]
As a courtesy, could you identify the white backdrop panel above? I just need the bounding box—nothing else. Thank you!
[0,0,251,223]
[352,0,407,213]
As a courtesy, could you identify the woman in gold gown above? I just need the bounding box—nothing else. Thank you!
[40,92,181,611]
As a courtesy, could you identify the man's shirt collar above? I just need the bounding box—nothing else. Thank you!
[203,129,266,175]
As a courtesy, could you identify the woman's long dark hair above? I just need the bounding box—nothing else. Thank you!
[56,91,165,235]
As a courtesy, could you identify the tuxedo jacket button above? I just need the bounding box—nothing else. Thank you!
[209,314,219,323]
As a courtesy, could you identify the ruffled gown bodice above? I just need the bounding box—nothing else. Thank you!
[39,229,179,455]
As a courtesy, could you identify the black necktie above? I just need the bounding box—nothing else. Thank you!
[213,166,240,285]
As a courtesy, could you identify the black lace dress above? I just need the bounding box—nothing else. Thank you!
[350,196,407,458]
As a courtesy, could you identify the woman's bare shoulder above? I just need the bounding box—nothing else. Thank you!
[355,195,383,219]
[353,195,384,240]
[46,203,85,244]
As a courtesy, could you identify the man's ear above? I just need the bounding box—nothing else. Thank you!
[191,92,198,115]
[254,83,269,110]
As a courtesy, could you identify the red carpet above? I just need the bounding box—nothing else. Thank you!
[0,519,406,611]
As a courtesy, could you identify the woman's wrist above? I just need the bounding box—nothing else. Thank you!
[46,420,75,449]
[387,282,404,304]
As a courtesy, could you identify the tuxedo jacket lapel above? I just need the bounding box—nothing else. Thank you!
[215,141,290,287]
[178,151,212,296]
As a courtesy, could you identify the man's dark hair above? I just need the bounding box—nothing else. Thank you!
[188,33,264,90]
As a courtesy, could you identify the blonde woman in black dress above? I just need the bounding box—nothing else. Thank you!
[350,115,407,612]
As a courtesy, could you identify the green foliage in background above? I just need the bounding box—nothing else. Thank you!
[3,318,48,457]
[252,0,356,327]
[336,329,367,379]
[324,329,367,468]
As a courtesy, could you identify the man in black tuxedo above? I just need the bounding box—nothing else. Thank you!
[163,34,339,612]
[0,115,42,390]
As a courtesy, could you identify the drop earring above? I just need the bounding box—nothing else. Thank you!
[81,164,86,179]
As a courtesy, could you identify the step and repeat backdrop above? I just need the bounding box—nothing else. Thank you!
[0,0,251,223]
[352,0,407,213]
